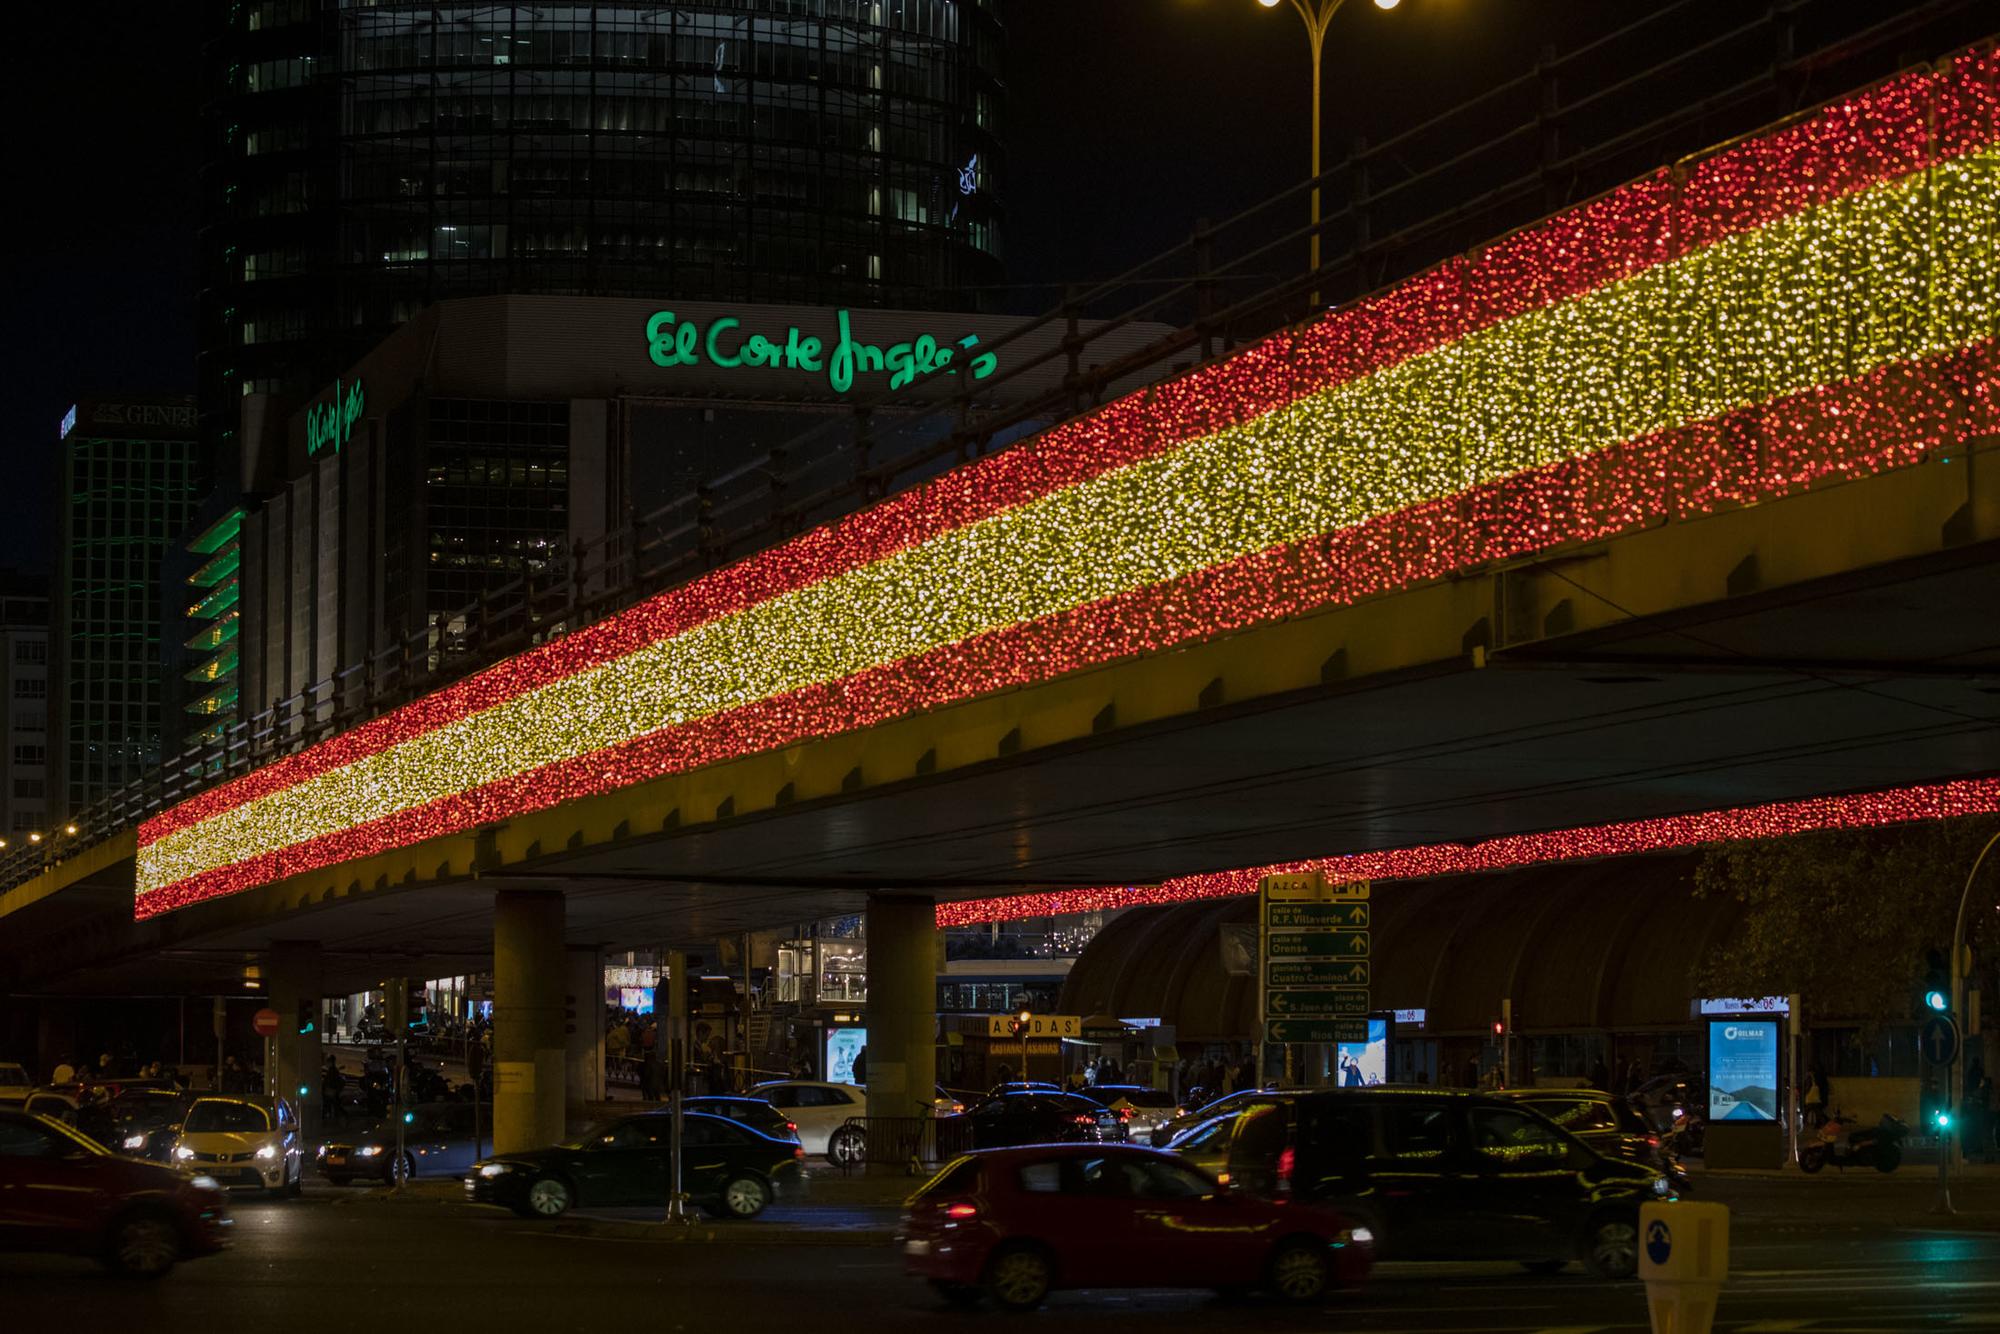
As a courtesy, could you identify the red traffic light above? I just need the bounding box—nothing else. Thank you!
[1490,1020,1505,1036]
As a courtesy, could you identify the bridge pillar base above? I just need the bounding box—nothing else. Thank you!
[864,893,937,1151]
[494,890,566,1154]
[268,940,322,1140]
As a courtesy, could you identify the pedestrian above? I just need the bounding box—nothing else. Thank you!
[51,1056,75,1085]
[851,1044,868,1085]
[321,1055,344,1123]
[994,1061,1014,1089]
[1803,1063,1828,1128]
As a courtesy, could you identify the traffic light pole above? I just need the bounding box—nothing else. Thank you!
[665,950,689,1224]
[394,976,407,1194]
[1948,832,2000,1186]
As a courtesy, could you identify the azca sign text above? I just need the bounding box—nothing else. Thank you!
[307,379,365,457]
[645,308,998,395]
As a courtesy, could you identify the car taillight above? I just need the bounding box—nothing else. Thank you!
[1277,1146,1295,1189]
[944,1202,979,1219]
[1116,1106,1131,1120]
[1647,1135,1660,1147]
[1072,1115,1097,1126]
[794,1146,806,1159]
[786,1122,798,1133]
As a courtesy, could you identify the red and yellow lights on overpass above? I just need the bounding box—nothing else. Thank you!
[137,50,1997,922]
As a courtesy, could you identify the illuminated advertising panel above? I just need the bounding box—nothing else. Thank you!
[1335,1017,1388,1087]
[1708,1018,1779,1121]
[825,1027,867,1085]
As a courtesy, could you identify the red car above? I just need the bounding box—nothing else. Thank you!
[899,1144,1373,1310]
[0,1109,232,1277]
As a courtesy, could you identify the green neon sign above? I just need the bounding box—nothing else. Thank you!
[307,378,364,457]
[645,309,998,395]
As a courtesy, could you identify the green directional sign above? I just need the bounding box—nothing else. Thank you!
[1264,988,1370,1017]
[1266,929,1370,959]
[1265,1019,1372,1044]
[1264,901,1370,930]
[1266,959,1371,987]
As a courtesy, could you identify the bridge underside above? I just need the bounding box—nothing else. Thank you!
[8,451,1995,996]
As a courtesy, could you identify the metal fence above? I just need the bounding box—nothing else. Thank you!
[829,1115,978,1174]
[3,0,1981,897]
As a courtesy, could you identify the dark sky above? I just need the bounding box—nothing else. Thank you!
[0,0,1905,579]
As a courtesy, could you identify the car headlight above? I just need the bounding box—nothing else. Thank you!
[316,1144,326,1158]
[190,1175,222,1191]
[1348,1226,1375,1245]
[355,1146,382,1157]
[174,1146,195,1161]
[1653,1176,1672,1197]
[478,1162,513,1177]
[122,1133,148,1151]
[256,1144,278,1161]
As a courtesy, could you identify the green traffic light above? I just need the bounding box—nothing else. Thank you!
[403,1111,415,1124]
[1925,990,1950,1012]
[1934,1108,1952,1130]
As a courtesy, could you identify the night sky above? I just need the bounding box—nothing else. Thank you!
[1,0,1894,579]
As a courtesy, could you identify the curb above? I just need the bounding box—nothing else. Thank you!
[551,1217,895,1246]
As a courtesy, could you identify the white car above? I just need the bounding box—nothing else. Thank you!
[172,1095,305,1195]
[0,1062,34,1107]
[747,1081,864,1158]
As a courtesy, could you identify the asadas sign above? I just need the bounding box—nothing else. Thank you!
[645,308,998,394]
[306,378,365,457]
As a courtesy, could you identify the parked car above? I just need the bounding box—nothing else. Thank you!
[170,1095,305,1196]
[466,1111,804,1220]
[1174,1088,1672,1278]
[684,1095,800,1143]
[747,1080,865,1158]
[899,1144,1373,1309]
[1161,1111,1240,1178]
[106,1088,197,1162]
[1494,1088,1690,1193]
[943,1092,1124,1150]
[319,1102,489,1184]
[0,1062,33,1106]
[0,1109,232,1277]
[1080,1085,1181,1141]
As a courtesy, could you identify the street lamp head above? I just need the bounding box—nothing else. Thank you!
[1374,0,1400,8]
[1016,1004,1033,1025]
[1258,0,1282,7]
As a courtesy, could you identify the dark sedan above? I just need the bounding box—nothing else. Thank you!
[684,1095,800,1143]
[946,1092,1124,1150]
[1494,1088,1690,1192]
[320,1102,489,1184]
[107,1089,196,1162]
[0,1110,231,1277]
[466,1111,804,1220]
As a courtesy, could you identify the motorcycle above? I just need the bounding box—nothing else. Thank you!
[1799,1111,1908,1173]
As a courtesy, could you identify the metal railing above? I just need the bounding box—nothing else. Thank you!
[5,0,1984,897]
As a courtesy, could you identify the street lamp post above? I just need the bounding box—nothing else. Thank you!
[1258,0,1398,292]
[1014,1004,1033,1084]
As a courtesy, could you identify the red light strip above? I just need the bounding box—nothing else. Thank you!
[137,54,1977,847]
[134,337,1993,919]
[935,776,2000,927]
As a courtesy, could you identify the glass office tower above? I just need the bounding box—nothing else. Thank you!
[53,399,206,817]
[201,1,1005,487]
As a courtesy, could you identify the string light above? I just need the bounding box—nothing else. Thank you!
[935,777,2000,927]
[136,50,1998,919]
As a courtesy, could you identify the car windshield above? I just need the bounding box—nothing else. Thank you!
[111,1093,185,1125]
[0,1064,30,1085]
[184,1100,270,1134]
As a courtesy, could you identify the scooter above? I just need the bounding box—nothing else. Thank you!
[1798,1111,1909,1173]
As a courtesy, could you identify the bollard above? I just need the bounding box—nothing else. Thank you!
[1638,1199,1729,1334]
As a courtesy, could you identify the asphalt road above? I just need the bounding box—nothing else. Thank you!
[4,1173,1998,1332]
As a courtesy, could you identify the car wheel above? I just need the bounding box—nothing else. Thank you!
[105,1213,180,1279]
[1520,1259,1567,1275]
[1265,1237,1333,1304]
[717,1174,770,1220]
[930,1280,981,1308]
[984,1242,1054,1311]
[827,1125,865,1168]
[393,1152,417,1184]
[524,1174,573,1218]
[1799,1144,1827,1174]
[1583,1216,1639,1280]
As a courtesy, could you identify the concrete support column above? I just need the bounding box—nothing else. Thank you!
[268,941,323,1140]
[864,894,937,1132]
[494,891,566,1153]
[566,945,606,1124]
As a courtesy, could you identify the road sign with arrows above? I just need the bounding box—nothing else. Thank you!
[1260,872,1372,1046]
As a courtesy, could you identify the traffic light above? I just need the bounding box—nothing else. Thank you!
[1934,1105,1954,1132]
[296,998,318,1036]
[1490,1019,1504,1037]
[406,980,429,1031]
[1926,989,1951,1013]
[1921,948,1951,1016]
[383,981,406,1033]
[563,993,578,1036]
